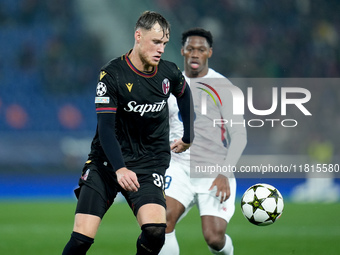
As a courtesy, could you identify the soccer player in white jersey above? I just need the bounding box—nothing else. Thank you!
[159,28,247,255]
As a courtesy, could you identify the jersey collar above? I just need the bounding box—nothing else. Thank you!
[125,49,158,78]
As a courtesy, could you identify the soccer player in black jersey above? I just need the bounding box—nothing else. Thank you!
[62,11,194,255]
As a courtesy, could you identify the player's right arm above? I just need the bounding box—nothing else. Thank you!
[96,71,139,192]
[97,113,140,192]
[115,167,140,192]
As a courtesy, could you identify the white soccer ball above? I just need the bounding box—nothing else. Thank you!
[241,183,284,226]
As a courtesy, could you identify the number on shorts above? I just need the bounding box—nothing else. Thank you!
[152,173,165,189]
[164,175,172,189]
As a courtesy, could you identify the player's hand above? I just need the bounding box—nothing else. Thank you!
[170,138,191,153]
[209,174,231,203]
[116,167,140,192]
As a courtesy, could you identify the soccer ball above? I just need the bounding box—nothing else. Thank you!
[241,183,284,226]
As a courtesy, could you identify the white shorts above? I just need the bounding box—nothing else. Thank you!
[165,160,236,223]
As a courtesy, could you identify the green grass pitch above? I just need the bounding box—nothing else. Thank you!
[1,200,340,254]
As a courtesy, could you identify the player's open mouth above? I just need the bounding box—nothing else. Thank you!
[190,62,200,69]
[153,56,161,61]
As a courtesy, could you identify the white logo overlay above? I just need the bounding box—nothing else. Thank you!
[189,78,340,179]
[193,78,313,128]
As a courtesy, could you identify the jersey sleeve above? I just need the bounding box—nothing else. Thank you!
[176,85,195,144]
[95,70,118,114]
[171,66,187,98]
[219,80,247,170]
[94,70,126,172]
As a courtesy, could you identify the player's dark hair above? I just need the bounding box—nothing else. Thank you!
[135,11,171,36]
[181,28,213,47]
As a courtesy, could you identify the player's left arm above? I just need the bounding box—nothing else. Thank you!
[172,84,195,153]
[220,83,247,171]
[210,82,247,202]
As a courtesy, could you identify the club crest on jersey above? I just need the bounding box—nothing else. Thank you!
[96,82,107,96]
[162,78,170,95]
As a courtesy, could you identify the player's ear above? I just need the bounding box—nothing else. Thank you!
[135,29,142,42]
[181,47,184,56]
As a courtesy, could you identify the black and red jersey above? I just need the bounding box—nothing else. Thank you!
[89,51,187,171]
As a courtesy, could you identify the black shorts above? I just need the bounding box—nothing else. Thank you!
[74,160,166,218]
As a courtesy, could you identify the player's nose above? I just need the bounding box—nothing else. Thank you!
[158,44,165,53]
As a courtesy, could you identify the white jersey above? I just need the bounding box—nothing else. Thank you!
[167,68,247,192]
[169,69,225,162]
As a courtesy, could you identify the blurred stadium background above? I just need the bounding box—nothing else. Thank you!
[1,0,339,200]
[1,0,340,254]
